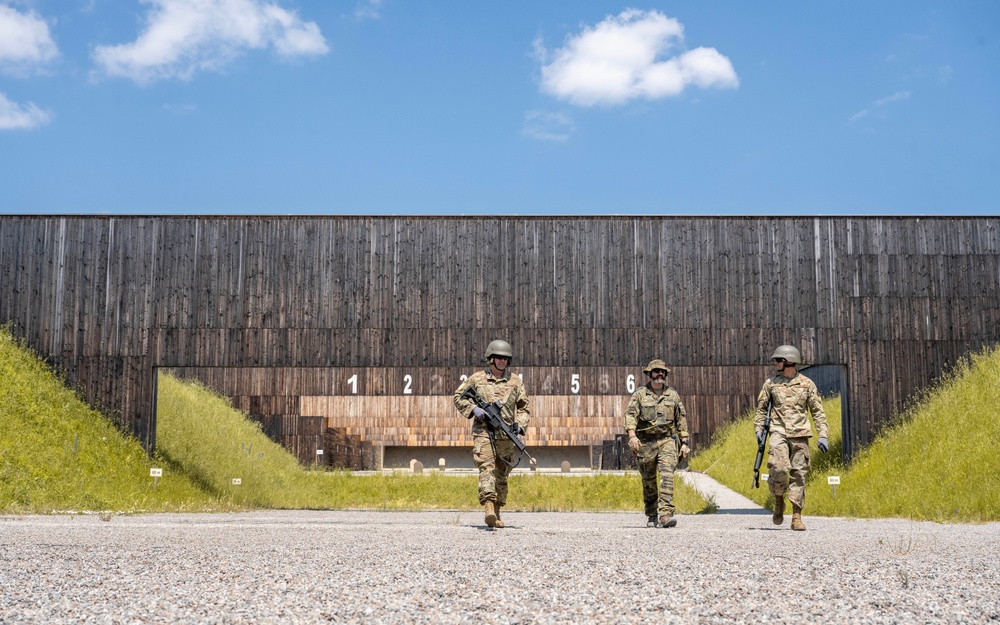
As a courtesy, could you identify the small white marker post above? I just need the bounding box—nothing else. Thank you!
[828,475,841,498]
[761,474,769,482]
[150,468,162,488]
[232,478,242,486]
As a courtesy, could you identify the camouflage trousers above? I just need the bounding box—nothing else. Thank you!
[472,434,517,506]
[636,437,678,517]
[767,432,811,508]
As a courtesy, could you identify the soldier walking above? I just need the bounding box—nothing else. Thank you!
[625,359,690,528]
[755,345,829,531]
[453,339,530,528]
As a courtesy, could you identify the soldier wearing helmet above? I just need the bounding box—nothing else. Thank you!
[624,359,690,528]
[453,339,531,528]
[754,345,829,531]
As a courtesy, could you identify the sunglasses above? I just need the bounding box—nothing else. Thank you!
[650,369,667,376]
[773,358,787,364]
[493,355,509,361]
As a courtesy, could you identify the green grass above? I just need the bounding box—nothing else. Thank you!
[691,347,1000,522]
[0,328,217,513]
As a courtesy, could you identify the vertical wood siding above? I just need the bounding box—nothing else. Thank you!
[2,216,998,460]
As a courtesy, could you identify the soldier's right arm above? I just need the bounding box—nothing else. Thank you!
[624,391,641,433]
[753,380,772,431]
[453,374,477,417]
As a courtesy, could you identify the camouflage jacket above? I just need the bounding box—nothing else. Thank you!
[453,368,530,436]
[624,384,689,441]
[755,372,828,439]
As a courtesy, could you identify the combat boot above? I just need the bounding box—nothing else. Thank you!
[791,504,806,531]
[484,501,497,528]
[646,515,657,528]
[658,514,677,528]
[494,505,505,528]
[772,495,785,526]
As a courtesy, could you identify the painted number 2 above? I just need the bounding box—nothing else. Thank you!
[403,374,413,395]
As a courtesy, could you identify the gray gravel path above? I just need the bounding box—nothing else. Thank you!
[2,511,998,624]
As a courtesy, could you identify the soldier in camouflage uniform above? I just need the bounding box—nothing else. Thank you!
[625,359,691,528]
[755,345,829,531]
[453,339,530,529]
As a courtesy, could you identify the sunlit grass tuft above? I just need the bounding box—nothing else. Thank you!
[0,327,217,513]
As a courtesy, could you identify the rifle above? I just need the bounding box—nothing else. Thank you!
[460,386,530,466]
[752,399,773,489]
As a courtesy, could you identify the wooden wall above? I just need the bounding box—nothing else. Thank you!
[2,216,998,460]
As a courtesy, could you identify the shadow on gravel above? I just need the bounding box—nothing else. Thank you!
[714,508,770,515]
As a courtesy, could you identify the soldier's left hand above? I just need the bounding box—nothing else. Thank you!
[818,437,829,453]
[513,423,525,436]
[679,443,691,459]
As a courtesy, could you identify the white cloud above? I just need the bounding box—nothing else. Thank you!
[850,90,912,123]
[0,4,59,76]
[874,90,911,106]
[0,91,52,130]
[92,0,329,84]
[536,9,737,107]
[354,0,383,20]
[522,110,574,142]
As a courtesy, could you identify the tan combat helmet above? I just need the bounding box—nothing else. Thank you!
[771,345,802,364]
[643,359,671,376]
[484,339,513,363]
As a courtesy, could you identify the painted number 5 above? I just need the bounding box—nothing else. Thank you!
[571,373,580,395]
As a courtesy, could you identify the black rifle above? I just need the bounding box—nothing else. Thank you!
[460,386,530,466]
[752,399,773,489]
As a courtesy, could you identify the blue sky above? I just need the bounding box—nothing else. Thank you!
[1,1,997,215]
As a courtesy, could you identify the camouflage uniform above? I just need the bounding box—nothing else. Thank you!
[755,372,828,509]
[453,368,530,506]
[624,384,689,518]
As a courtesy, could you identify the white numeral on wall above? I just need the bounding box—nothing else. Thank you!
[571,373,580,395]
[347,374,358,395]
[403,374,413,395]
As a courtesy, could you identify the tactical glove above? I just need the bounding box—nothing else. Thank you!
[818,437,829,453]
[628,436,641,453]
[471,406,487,421]
[756,430,765,447]
[512,423,525,436]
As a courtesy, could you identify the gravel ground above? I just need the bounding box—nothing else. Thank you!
[1,510,998,624]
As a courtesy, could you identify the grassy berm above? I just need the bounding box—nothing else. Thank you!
[690,346,1000,522]
[1,327,709,514]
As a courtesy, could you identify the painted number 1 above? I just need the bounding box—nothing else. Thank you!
[347,374,358,394]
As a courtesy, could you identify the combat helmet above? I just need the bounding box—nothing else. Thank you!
[642,359,671,376]
[484,339,513,363]
[771,345,801,364]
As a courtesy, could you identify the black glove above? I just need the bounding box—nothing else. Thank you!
[756,430,765,447]
[471,407,487,421]
[818,437,829,453]
[512,423,525,436]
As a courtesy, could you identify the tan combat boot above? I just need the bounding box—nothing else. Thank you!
[791,504,806,531]
[772,495,785,526]
[494,505,505,528]
[484,501,497,528]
